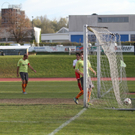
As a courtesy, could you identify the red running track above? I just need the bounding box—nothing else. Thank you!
[0,78,76,82]
[0,77,135,82]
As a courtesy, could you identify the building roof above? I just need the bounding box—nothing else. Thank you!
[56,27,69,33]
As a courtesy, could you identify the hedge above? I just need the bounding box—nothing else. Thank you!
[0,41,135,46]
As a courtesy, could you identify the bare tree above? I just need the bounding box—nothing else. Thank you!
[3,10,32,43]
[0,17,6,40]
[0,16,1,27]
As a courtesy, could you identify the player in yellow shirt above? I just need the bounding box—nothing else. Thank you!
[73,51,96,104]
[73,53,83,91]
[17,54,36,94]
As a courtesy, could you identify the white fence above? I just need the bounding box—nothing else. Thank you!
[116,46,134,52]
[28,46,76,52]
[89,46,134,53]
[28,46,134,53]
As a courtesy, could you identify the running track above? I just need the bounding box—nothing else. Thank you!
[0,77,135,81]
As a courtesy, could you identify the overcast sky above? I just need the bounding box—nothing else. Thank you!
[1,0,135,20]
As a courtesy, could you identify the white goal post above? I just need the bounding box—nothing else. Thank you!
[83,24,88,107]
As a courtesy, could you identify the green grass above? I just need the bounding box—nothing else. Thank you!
[59,108,135,135]
[0,104,82,135]
[0,81,135,135]
[0,55,135,78]
[0,55,76,78]
[0,54,135,134]
[0,81,78,99]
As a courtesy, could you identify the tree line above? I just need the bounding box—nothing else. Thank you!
[0,12,68,43]
[33,15,68,33]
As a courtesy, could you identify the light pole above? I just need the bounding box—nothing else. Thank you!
[66,16,69,27]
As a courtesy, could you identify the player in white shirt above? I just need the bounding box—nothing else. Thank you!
[73,52,83,91]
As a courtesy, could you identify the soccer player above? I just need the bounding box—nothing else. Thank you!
[73,53,82,91]
[73,51,96,104]
[17,54,36,94]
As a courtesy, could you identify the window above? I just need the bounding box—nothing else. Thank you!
[131,34,135,41]
[88,35,96,42]
[98,17,129,23]
[0,38,6,41]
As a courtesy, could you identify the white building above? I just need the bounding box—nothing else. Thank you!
[41,27,69,43]
[41,14,135,43]
[69,14,135,43]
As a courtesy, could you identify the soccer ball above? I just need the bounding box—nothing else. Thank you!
[124,98,131,105]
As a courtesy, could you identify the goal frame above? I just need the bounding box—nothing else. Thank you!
[83,25,135,110]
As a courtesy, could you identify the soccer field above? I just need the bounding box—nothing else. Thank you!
[0,81,135,135]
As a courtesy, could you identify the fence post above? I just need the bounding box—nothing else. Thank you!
[134,43,135,55]
[69,47,71,55]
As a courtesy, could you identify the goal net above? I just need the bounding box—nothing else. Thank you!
[83,25,132,109]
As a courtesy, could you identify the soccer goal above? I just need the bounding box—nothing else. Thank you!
[83,25,134,109]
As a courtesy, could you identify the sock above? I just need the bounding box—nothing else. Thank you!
[22,84,25,92]
[78,82,83,91]
[76,90,83,99]
[87,88,92,102]
[24,83,27,88]
[87,91,91,103]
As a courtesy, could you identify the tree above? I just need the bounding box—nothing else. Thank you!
[0,17,6,39]
[33,17,41,28]
[0,16,1,27]
[0,17,1,37]
[57,18,68,31]
[33,16,68,33]
[3,10,32,43]
[33,16,54,34]
[40,16,55,33]
[51,19,59,32]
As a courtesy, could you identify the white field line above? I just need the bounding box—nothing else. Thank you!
[0,120,62,124]
[48,108,87,135]
[0,120,38,123]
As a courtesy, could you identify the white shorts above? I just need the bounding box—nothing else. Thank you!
[80,77,94,89]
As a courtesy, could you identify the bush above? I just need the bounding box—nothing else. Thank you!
[0,43,10,46]
[121,41,135,45]
[39,42,82,46]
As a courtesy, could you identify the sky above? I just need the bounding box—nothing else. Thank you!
[1,0,135,20]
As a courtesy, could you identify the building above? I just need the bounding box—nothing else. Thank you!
[0,4,31,43]
[69,14,135,43]
[1,4,25,27]
[41,14,135,44]
[41,27,69,43]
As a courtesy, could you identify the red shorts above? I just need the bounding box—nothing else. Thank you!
[75,72,80,79]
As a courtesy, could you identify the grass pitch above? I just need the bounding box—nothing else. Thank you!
[0,55,135,78]
[0,81,135,135]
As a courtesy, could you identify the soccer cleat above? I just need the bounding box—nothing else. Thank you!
[23,92,27,94]
[87,102,93,106]
[73,98,78,104]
